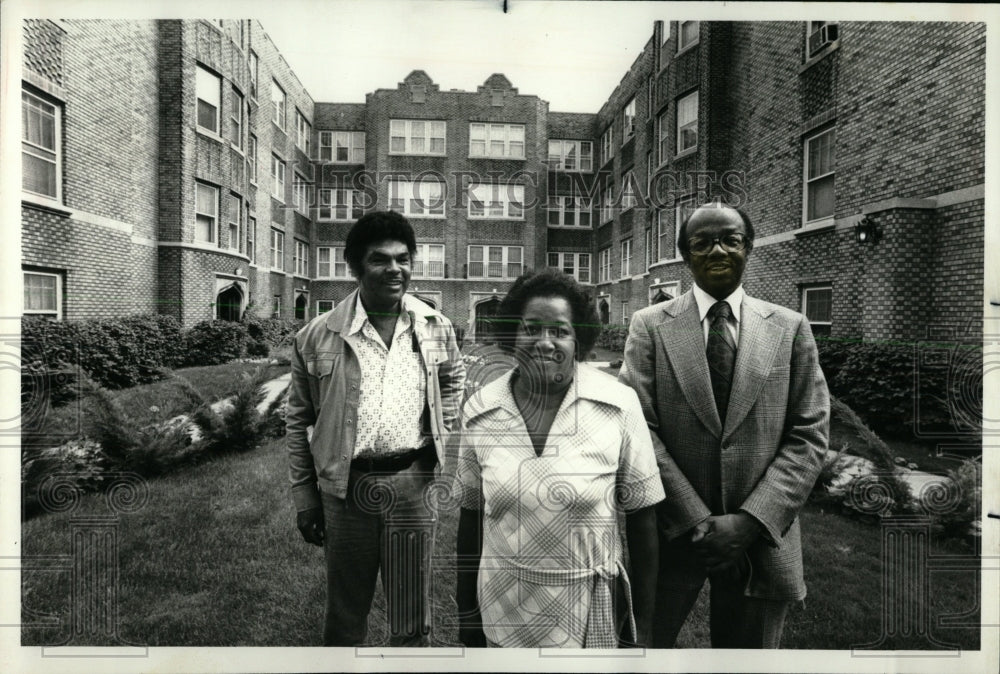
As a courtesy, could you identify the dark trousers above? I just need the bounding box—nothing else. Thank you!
[321,454,436,646]
[652,533,790,649]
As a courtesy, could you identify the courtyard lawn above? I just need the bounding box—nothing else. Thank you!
[21,436,980,649]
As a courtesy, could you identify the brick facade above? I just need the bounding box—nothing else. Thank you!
[20,19,984,343]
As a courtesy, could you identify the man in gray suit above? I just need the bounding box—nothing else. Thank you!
[618,203,829,648]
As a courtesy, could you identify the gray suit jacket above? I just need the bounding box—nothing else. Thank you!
[619,290,829,600]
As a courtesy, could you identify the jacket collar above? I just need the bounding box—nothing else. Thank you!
[324,288,434,334]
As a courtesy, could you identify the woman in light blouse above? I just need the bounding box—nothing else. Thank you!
[455,269,663,648]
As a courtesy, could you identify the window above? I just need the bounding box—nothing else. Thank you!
[389,119,446,155]
[678,20,699,51]
[196,65,221,134]
[292,174,311,215]
[677,91,698,154]
[620,238,633,278]
[272,295,281,318]
[413,243,445,278]
[317,246,350,279]
[248,134,257,182]
[622,172,637,211]
[600,184,614,223]
[469,123,525,159]
[23,271,62,319]
[807,21,839,56]
[622,98,636,141]
[248,50,258,100]
[803,285,833,337]
[657,112,669,164]
[195,182,218,243]
[319,131,365,163]
[547,139,593,172]
[389,178,445,218]
[226,194,241,251]
[547,252,591,283]
[271,80,286,129]
[294,240,309,277]
[657,210,670,261]
[622,301,630,325]
[271,155,285,202]
[229,87,243,148]
[295,111,311,154]
[547,196,592,228]
[467,245,523,279]
[659,196,695,261]
[247,216,256,264]
[467,183,524,220]
[317,300,334,315]
[644,228,652,269]
[598,247,612,283]
[600,126,614,166]
[319,188,364,221]
[21,91,60,200]
[647,152,654,190]
[647,76,655,119]
[804,127,835,223]
[270,228,284,271]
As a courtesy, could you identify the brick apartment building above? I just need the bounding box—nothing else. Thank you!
[21,19,985,343]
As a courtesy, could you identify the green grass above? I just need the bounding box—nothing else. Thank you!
[21,437,979,649]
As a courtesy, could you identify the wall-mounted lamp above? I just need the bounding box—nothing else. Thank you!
[855,216,881,245]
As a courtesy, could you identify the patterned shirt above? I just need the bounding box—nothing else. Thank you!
[455,363,665,648]
[348,295,428,456]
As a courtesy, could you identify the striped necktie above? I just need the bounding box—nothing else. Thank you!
[706,300,736,425]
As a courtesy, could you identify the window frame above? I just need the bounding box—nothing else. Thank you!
[248,134,258,183]
[292,172,312,216]
[247,216,256,264]
[229,86,244,149]
[466,245,523,280]
[248,50,258,100]
[621,171,637,212]
[226,193,242,252]
[270,228,285,271]
[620,238,633,278]
[547,139,593,172]
[318,187,364,222]
[467,182,525,221]
[413,243,446,279]
[271,79,286,130]
[293,239,309,277]
[23,270,63,319]
[676,90,699,155]
[622,98,636,142]
[677,20,700,52]
[195,181,219,244]
[271,154,286,202]
[195,64,222,135]
[547,251,591,284]
[316,246,351,279]
[295,110,312,155]
[600,126,614,166]
[802,284,833,334]
[468,122,525,159]
[389,119,447,156]
[598,246,612,283]
[316,299,335,315]
[272,294,282,318]
[319,130,366,164]
[389,178,446,219]
[600,184,615,224]
[21,89,62,202]
[657,111,670,165]
[547,195,592,229]
[803,126,836,225]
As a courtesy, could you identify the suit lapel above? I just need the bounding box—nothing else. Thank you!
[723,296,782,441]
[658,292,722,437]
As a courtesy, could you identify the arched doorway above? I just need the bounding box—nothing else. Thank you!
[473,296,502,342]
[294,294,308,321]
[216,285,243,322]
[598,299,610,325]
[411,293,438,309]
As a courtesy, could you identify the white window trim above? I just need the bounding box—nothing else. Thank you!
[295,110,312,155]
[272,295,282,318]
[271,154,286,203]
[468,122,525,159]
[248,134,258,184]
[248,50,259,101]
[247,216,256,265]
[619,238,633,279]
[657,112,670,167]
[802,126,836,226]
[600,184,614,224]
[622,301,631,325]
[23,270,63,319]
[196,64,222,135]
[622,172,637,212]
[467,182,525,221]
[389,178,446,219]
[389,119,447,156]
[622,98,636,143]
[271,79,286,130]
[292,173,311,216]
[677,20,700,53]
[413,243,446,280]
[676,90,699,156]
[466,245,524,280]
[669,196,696,262]
[195,181,219,244]
[547,139,593,172]
[598,246,612,284]
[21,89,62,203]
[547,251,592,284]
[316,299,335,315]
[547,195,592,229]
[316,245,352,280]
[802,284,833,328]
[600,126,614,166]
[318,187,364,222]
[270,228,285,271]
[293,239,310,278]
[319,130,366,164]
[226,194,242,252]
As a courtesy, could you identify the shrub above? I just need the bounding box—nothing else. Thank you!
[931,459,981,539]
[183,320,249,366]
[261,384,290,438]
[242,311,299,348]
[594,324,626,353]
[22,439,110,518]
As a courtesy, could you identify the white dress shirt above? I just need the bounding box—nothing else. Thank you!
[692,283,744,346]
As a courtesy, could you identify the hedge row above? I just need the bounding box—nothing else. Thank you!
[22,314,302,404]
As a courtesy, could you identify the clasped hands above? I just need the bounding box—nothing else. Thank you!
[690,512,761,577]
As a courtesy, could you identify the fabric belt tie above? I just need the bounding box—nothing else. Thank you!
[499,557,635,649]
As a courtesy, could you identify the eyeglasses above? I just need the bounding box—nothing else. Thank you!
[687,233,748,256]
